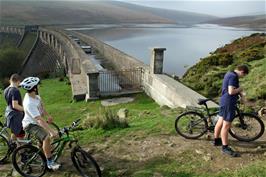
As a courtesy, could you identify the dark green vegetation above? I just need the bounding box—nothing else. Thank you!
[0,33,21,48]
[0,32,37,88]
[182,33,266,109]
[82,108,129,130]
[1,78,266,177]
[0,1,216,25]
[0,33,24,88]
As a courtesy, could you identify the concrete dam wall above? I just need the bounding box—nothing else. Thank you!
[0,26,218,108]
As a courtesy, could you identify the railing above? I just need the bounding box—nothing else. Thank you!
[99,68,143,96]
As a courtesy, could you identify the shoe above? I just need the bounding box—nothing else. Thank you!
[21,153,28,164]
[9,141,17,152]
[47,160,61,170]
[213,138,222,146]
[222,146,240,157]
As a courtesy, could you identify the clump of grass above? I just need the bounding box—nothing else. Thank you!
[82,108,129,130]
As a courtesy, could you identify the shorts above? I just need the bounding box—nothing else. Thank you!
[219,105,237,122]
[24,124,48,142]
[5,109,24,136]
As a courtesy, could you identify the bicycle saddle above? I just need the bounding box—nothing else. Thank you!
[197,98,212,105]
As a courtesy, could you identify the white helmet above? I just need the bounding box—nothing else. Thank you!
[20,77,40,90]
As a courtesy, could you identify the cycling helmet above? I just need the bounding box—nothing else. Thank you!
[20,77,40,90]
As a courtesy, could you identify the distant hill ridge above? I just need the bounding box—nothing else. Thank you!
[0,1,217,25]
[207,15,266,30]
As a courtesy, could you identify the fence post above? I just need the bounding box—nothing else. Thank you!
[86,72,99,101]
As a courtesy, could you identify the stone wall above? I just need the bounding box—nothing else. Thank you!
[1,26,218,108]
[69,31,147,70]
[38,27,99,100]
[68,32,218,108]
[143,72,218,108]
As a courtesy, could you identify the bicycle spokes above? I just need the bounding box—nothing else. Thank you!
[13,146,46,177]
[175,112,207,139]
[230,113,265,142]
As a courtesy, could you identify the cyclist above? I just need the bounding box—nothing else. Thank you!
[20,77,60,170]
[4,74,25,142]
[213,64,249,157]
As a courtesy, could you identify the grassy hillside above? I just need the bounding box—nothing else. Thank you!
[0,1,216,25]
[182,33,266,109]
[1,78,266,176]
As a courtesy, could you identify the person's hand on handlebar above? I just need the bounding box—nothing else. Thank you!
[47,115,53,124]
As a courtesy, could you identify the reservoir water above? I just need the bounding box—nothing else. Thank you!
[68,24,260,77]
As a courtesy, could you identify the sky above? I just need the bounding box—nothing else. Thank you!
[120,0,266,17]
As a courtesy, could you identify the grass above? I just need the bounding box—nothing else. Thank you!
[0,78,266,177]
[182,33,266,108]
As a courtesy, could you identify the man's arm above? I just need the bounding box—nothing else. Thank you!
[40,102,53,123]
[11,89,23,111]
[12,100,24,112]
[228,86,242,95]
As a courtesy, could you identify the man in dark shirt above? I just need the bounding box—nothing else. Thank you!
[4,74,24,140]
[213,65,249,157]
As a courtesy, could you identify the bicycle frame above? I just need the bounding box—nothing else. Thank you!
[198,103,219,124]
[51,133,77,162]
[22,133,77,170]
[202,100,247,129]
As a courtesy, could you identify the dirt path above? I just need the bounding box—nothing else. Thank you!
[88,116,266,176]
[1,118,266,177]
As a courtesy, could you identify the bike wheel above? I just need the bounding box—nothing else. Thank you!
[175,111,208,139]
[71,147,101,177]
[0,134,9,163]
[12,144,47,177]
[229,113,265,142]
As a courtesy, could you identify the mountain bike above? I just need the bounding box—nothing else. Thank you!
[0,120,59,164]
[12,119,101,177]
[175,98,265,142]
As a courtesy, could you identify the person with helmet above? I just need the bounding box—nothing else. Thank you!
[4,74,25,141]
[20,77,60,170]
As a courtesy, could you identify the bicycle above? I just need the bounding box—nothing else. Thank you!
[12,119,102,177]
[0,120,60,164]
[175,98,265,142]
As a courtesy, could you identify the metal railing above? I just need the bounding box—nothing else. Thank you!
[99,68,143,96]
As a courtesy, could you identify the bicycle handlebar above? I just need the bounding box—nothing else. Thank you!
[59,119,81,135]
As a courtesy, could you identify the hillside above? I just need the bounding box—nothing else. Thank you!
[182,33,266,109]
[110,1,218,25]
[207,15,266,30]
[0,1,217,25]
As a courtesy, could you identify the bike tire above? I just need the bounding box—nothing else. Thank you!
[175,111,208,139]
[229,113,265,142]
[0,134,9,163]
[12,144,47,177]
[71,147,101,177]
